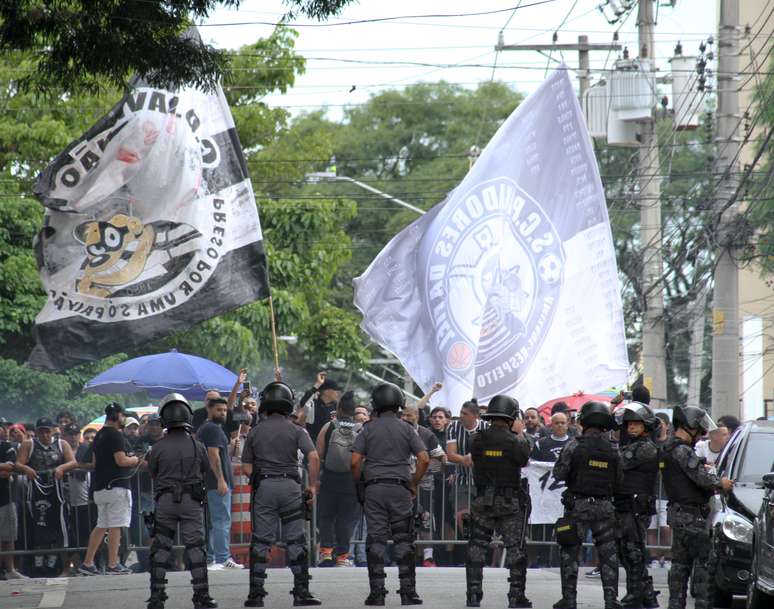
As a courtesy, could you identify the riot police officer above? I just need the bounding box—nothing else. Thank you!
[241,381,321,608]
[661,406,733,609]
[351,383,429,606]
[552,401,623,609]
[613,402,660,609]
[465,395,531,608]
[146,393,216,609]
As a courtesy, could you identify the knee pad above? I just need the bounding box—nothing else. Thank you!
[391,516,415,544]
[250,543,269,564]
[503,546,526,569]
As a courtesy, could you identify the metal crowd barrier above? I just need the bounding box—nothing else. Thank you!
[0,458,673,572]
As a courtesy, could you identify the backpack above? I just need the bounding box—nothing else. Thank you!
[324,419,360,473]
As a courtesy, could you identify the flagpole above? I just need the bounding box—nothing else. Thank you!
[268,293,281,380]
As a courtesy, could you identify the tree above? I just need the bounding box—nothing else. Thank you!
[0,26,367,418]
[0,0,355,93]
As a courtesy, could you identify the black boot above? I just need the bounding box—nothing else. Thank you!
[365,587,387,606]
[465,565,483,608]
[621,594,644,609]
[192,592,218,609]
[643,577,660,608]
[552,599,577,609]
[291,569,321,606]
[147,592,166,609]
[507,569,531,608]
[245,580,267,608]
[398,558,422,606]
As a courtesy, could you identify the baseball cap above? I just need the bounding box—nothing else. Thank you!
[124,417,140,428]
[147,414,162,424]
[319,378,342,392]
[62,423,81,436]
[35,417,55,430]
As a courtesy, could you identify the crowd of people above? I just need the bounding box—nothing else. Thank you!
[0,372,743,593]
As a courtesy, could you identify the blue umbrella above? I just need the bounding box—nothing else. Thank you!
[84,349,237,400]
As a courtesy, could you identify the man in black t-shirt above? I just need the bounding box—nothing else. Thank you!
[78,403,139,576]
[196,397,240,569]
[0,440,25,578]
[530,412,572,462]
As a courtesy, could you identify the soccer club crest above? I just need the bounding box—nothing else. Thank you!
[424,177,564,400]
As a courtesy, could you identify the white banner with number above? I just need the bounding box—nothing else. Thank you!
[523,461,566,524]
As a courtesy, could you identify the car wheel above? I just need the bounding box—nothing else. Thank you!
[747,554,774,609]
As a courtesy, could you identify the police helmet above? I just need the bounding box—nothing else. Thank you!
[259,381,294,415]
[614,402,658,431]
[672,405,716,435]
[481,395,520,421]
[371,383,405,413]
[578,401,614,430]
[159,393,193,430]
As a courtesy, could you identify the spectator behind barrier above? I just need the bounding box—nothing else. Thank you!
[78,403,139,576]
[0,434,24,578]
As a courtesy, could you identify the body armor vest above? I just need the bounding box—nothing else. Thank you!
[471,427,521,488]
[660,439,713,506]
[619,439,658,496]
[567,434,618,497]
[28,438,65,472]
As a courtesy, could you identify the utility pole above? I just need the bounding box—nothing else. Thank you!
[637,0,668,408]
[711,0,742,420]
[495,35,620,99]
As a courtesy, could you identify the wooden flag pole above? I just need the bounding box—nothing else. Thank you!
[268,294,281,381]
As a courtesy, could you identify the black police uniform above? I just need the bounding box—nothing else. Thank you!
[146,413,214,609]
[616,435,659,608]
[553,423,623,609]
[465,415,531,608]
[660,436,722,609]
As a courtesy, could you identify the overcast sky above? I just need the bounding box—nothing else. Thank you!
[202,0,718,119]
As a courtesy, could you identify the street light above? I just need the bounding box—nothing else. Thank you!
[305,171,426,216]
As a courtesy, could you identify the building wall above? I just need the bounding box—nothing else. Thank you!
[736,0,774,419]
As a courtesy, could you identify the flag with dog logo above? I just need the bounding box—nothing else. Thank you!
[354,68,629,413]
[29,57,269,370]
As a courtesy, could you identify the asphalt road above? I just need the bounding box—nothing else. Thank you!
[0,566,745,609]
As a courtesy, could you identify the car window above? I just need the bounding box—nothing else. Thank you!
[716,428,743,477]
[735,433,774,483]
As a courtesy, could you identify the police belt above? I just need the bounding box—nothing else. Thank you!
[155,483,203,502]
[258,473,300,483]
[475,485,519,497]
[366,478,410,488]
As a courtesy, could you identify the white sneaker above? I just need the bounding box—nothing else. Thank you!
[4,570,28,579]
[207,563,224,571]
[222,557,244,569]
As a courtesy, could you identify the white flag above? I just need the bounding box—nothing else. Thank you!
[353,68,628,413]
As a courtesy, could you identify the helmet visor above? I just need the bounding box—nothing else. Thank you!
[697,411,717,434]
[613,402,650,427]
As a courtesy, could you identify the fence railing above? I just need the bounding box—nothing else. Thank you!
[0,458,673,574]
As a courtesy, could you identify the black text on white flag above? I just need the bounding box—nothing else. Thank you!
[354,69,628,413]
[30,79,268,370]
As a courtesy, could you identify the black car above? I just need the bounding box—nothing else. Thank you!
[708,420,774,606]
[747,472,774,609]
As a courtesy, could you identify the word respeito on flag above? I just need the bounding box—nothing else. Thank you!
[29,34,269,371]
[354,68,629,413]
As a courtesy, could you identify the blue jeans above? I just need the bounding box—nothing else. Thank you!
[206,489,232,564]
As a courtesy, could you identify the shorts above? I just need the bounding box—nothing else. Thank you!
[454,481,473,512]
[649,499,668,529]
[94,487,132,528]
[0,503,18,542]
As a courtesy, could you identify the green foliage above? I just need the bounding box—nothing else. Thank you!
[0,0,354,94]
[746,55,774,273]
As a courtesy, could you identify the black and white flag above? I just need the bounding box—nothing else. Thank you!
[354,69,628,412]
[30,71,268,370]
